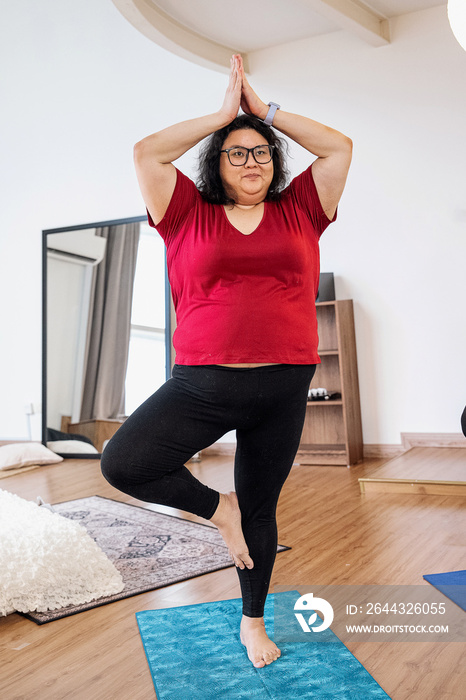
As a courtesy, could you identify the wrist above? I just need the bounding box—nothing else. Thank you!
[216,109,238,128]
[262,102,281,126]
[256,103,269,120]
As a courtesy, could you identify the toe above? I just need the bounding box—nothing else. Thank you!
[243,554,254,569]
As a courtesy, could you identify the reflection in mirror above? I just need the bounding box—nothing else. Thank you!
[42,217,171,457]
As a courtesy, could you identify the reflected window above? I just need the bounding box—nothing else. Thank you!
[125,223,167,414]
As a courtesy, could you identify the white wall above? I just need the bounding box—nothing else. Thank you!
[249,6,466,443]
[0,0,227,439]
[1,1,465,444]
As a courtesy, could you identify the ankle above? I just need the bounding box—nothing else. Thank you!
[210,492,227,525]
[241,615,265,629]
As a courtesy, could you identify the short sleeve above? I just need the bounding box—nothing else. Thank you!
[147,168,199,241]
[286,162,337,237]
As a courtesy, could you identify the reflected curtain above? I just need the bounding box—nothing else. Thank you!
[80,222,140,420]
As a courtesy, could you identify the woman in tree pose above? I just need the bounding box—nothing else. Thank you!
[101,54,352,668]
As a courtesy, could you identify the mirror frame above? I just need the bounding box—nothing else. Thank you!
[42,215,172,458]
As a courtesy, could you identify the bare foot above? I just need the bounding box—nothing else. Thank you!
[240,616,281,668]
[210,492,253,570]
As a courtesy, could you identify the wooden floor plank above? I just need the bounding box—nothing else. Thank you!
[360,446,466,481]
[0,452,465,699]
[358,446,466,495]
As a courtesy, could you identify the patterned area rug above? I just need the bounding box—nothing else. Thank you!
[23,496,289,624]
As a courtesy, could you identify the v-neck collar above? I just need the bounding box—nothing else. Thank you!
[221,202,267,236]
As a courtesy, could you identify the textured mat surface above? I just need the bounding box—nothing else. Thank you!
[136,591,391,699]
[23,496,289,624]
[423,570,466,611]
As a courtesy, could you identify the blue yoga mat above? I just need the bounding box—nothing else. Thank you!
[136,591,391,699]
[423,570,466,611]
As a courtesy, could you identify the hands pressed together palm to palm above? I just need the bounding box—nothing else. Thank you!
[220,54,267,123]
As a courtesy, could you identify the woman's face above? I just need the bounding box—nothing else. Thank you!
[219,129,274,205]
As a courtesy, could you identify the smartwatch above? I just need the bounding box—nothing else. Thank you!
[263,102,280,126]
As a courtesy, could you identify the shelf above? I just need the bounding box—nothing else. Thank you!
[299,443,346,454]
[300,300,363,466]
[307,400,343,406]
[297,443,348,466]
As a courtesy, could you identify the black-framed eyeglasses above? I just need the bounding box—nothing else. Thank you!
[220,144,275,166]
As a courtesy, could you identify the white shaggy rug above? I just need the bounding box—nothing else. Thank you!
[0,489,124,616]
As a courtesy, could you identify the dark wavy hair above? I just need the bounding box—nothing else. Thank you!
[196,114,290,205]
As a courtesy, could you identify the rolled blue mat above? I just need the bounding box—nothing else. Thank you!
[136,590,391,699]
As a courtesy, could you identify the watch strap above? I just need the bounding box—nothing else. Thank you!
[263,102,280,126]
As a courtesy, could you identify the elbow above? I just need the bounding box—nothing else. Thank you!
[343,135,353,154]
[133,134,165,166]
[341,135,353,165]
[133,139,146,164]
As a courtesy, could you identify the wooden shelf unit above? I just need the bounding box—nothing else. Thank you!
[298,300,363,466]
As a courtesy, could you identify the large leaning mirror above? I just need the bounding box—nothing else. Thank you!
[42,216,171,458]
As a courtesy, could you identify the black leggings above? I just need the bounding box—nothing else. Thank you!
[101,363,316,617]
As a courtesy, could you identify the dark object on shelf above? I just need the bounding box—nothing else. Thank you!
[461,406,466,437]
[308,390,342,402]
[316,273,335,302]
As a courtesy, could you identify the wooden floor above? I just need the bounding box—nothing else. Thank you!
[359,447,466,495]
[0,450,465,700]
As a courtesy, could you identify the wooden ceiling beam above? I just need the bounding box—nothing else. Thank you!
[304,0,390,46]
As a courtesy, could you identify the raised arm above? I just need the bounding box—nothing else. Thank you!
[133,57,243,225]
[238,56,352,221]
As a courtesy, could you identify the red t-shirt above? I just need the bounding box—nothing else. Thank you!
[148,164,335,365]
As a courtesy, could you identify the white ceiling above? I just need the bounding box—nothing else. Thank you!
[111,0,446,71]
[152,0,337,53]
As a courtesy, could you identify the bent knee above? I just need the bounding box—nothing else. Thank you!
[100,443,128,489]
